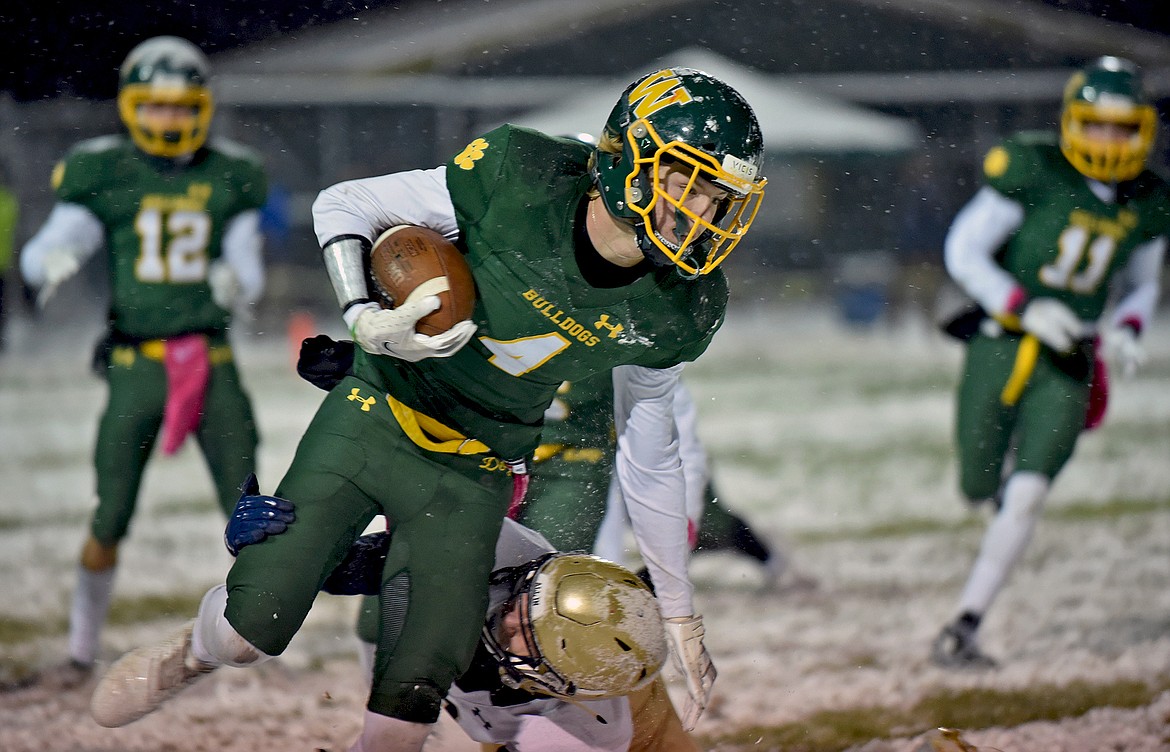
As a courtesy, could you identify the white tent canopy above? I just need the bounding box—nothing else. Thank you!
[505,48,922,155]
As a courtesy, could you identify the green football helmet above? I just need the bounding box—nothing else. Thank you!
[1060,56,1157,183]
[117,36,214,158]
[483,553,667,699]
[593,67,767,276]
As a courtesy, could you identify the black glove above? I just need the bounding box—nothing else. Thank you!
[297,335,356,391]
[322,531,390,596]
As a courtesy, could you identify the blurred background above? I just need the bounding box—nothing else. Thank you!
[1,0,1167,336]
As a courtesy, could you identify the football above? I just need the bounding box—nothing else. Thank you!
[368,225,476,336]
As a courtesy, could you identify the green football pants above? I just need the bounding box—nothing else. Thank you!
[517,451,614,552]
[225,375,512,723]
[91,344,256,544]
[955,333,1090,500]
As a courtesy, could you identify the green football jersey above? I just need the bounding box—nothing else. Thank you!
[541,372,616,451]
[352,125,728,459]
[53,135,267,339]
[983,132,1170,320]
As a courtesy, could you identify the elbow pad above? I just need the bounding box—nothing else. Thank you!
[322,235,371,310]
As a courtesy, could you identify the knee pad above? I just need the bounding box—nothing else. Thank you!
[368,680,446,724]
[192,584,273,668]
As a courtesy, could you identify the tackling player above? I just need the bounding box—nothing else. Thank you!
[91,67,767,750]
[19,36,266,687]
[932,56,1169,667]
[229,505,699,752]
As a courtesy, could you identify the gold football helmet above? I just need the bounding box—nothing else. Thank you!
[483,553,667,699]
[1060,56,1157,183]
[117,36,214,158]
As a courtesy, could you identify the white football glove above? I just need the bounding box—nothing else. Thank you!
[36,247,83,307]
[208,261,242,309]
[1019,298,1087,353]
[1103,325,1145,379]
[344,278,477,362]
[664,614,717,731]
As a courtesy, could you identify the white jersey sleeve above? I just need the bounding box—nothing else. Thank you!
[311,166,459,245]
[494,518,555,570]
[220,209,265,306]
[1108,236,1164,330]
[612,363,693,619]
[943,185,1026,316]
[673,382,710,526]
[19,203,104,287]
[446,686,631,751]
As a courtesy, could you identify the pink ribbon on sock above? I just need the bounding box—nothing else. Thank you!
[160,334,211,455]
[505,459,530,520]
[1084,340,1109,431]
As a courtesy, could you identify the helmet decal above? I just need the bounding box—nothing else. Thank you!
[628,70,695,119]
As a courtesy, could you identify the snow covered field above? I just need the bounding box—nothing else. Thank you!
[2,300,1168,751]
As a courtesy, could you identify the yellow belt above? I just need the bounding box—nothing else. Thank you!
[533,443,605,464]
[985,314,1040,407]
[385,393,491,456]
[111,338,233,367]
[1000,333,1040,407]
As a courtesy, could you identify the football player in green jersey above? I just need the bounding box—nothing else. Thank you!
[91,68,767,749]
[19,36,267,687]
[932,56,1169,668]
[525,372,784,584]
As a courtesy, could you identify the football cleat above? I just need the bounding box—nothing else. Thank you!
[930,619,997,670]
[90,621,216,727]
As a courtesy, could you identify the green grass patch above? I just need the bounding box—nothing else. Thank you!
[1052,496,1170,522]
[701,677,1169,751]
[0,515,25,531]
[797,515,981,544]
[0,615,66,643]
[712,437,952,478]
[0,591,207,648]
[108,592,205,625]
[793,497,1169,545]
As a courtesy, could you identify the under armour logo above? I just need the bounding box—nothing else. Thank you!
[454,138,489,171]
[594,314,624,339]
[347,388,376,412]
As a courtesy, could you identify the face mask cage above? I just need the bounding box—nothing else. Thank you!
[623,117,766,276]
[1060,100,1156,182]
[118,83,213,158]
[481,555,576,698]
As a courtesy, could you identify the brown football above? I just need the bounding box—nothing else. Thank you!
[368,225,476,336]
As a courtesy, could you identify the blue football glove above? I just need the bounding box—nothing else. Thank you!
[225,473,296,557]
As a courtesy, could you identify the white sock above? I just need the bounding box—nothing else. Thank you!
[348,710,432,752]
[189,584,272,668]
[357,639,376,687]
[69,565,116,665]
[958,471,1050,616]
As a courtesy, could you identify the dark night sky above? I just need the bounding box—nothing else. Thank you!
[0,1,403,101]
[1,0,1166,102]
